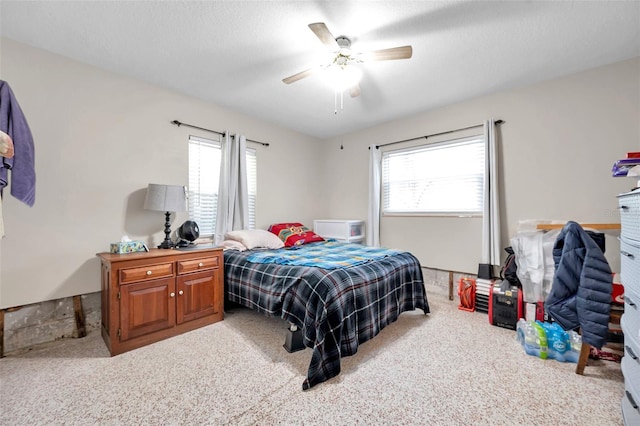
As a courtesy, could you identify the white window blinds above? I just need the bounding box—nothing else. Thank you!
[188,136,221,237]
[382,135,485,215]
[246,146,257,230]
[188,135,257,237]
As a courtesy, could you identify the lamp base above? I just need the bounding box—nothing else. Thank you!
[157,211,175,249]
[157,240,175,249]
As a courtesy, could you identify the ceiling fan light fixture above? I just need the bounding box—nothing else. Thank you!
[335,36,352,56]
[324,64,362,92]
[282,22,412,114]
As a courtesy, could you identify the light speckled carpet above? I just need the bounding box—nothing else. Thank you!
[0,288,624,425]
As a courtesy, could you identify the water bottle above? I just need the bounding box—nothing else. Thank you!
[564,330,582,363]
[532,321,548,359]
[540,322,568,362]
[517,319,548,359]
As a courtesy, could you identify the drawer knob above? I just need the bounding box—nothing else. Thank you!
[179,290,184,296]
[146,270,152,275]
[619,205,629,210]
[621,251,635,259]
[198,262,204,267]
[626,296,637,307]
[170,292,175,298]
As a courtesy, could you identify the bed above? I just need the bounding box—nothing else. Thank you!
[222,226,430,390]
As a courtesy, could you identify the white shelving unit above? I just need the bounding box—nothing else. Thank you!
[313,220,365,244]
[619,189,640,426]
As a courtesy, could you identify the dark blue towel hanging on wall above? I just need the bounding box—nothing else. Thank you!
[0,80,36,206]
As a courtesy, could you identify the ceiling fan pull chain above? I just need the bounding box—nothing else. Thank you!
[333,89,345,115]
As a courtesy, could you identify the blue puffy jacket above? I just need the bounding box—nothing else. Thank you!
[544,221,612,348]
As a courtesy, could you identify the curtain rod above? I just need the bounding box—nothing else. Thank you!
[373,119,504,149]
[170,120,270,147]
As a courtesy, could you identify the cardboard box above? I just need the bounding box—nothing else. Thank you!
[110,241,147,254]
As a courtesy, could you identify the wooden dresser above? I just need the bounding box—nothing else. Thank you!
[97,247,224,356]
[619,190,640,425]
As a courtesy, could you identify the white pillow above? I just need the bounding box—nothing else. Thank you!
[224,229,284,250]
[221,240,248,252]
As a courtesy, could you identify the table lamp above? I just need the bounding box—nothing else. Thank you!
[144,184,187,249]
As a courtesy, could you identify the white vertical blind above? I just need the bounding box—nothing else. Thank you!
[188,135,221,237]
[246,147,257,230]
[188,135,257,237]
[382,135,485,214]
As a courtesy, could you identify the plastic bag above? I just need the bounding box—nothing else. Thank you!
[510,229,559,303]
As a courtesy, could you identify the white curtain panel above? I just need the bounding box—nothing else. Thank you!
[214,133,249,245]
[367,144,381,247]
[481,120,501,266]
[0,195,4,238]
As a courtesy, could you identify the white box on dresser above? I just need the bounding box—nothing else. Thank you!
[618,189,640,426]
[313,220,365,243]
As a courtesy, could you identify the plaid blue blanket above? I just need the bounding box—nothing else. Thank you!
[246,241,402,269]
[224,242,429,390]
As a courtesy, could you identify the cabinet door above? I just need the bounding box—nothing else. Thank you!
[120,277,176,341]
[176,269,220,324]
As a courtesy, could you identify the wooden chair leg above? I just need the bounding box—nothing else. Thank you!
[576,341,590,375]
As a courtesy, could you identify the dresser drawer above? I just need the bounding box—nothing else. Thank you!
[620,238,640,290]
[622,390,640,426]
[622,354,640,420]
[623,317,640,367]
[618,190,640,243]
[622,297,640,351]
[119,262,175,284]
[177,256,219,275]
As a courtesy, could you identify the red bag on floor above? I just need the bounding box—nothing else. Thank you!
[458,278,476,312]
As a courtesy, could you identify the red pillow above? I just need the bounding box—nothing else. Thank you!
[268,222,325,247]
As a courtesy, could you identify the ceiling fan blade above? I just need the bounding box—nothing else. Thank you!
[308,22,340,50]
[362,46,413,61]
[282,68,315,84]
[349,84,361,98]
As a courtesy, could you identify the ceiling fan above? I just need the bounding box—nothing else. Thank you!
[282,22,413,98]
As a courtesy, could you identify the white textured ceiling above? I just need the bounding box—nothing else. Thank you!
[1,1,639,139]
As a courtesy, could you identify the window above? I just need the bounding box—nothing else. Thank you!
[382,135,484,215]
[246,147,257,229]
[188,135,257,237]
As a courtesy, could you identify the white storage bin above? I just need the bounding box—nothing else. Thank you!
[620,188,640,424]
[621,391,640,426]
[620,239,640,289]
[313,220,365,243]
[621,353,640,423]
[618,190,640,243]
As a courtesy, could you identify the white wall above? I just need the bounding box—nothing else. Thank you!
[2,37,638,308]
[320,57,640,274]
[0,38,325,308]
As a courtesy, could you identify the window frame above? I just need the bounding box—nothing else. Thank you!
[381,135,485,217]
[187,135,257,239]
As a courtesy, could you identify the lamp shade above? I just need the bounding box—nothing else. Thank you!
[144,184,187,213]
